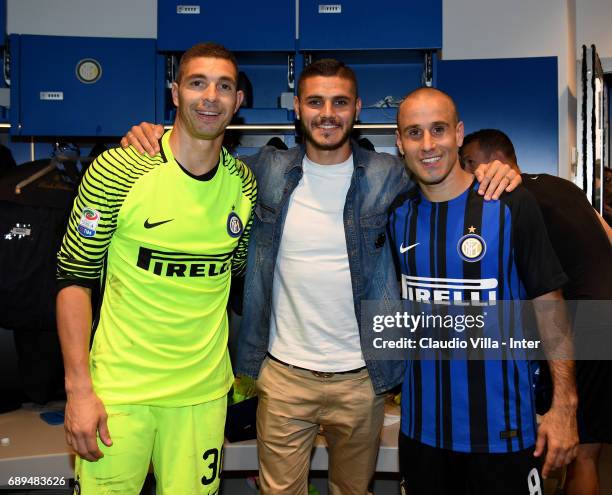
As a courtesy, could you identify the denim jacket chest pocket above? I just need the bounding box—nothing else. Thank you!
[254,202,277,248]
[360,211,389,256]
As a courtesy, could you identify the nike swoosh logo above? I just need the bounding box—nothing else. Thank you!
[144,218,174,229]
[530,176,539,180]
[400,242,419,254]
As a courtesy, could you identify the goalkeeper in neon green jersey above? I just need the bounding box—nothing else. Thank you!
[56,42,256,495]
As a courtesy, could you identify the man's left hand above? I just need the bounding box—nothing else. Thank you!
[474,160,522,200]
[533,403,579,479]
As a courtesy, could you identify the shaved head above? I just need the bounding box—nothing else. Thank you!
[397,87,459,127]
[395,86,467,197]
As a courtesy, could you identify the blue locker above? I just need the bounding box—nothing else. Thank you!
[157,51,293,125]
[303,51,430,124]
[437,57,559,175]
[157,0,296,52]
[0,0,5,46]
[10,35,156,137]
[298,0,441,51]
[0,0,7,122]
[234,52,293,124]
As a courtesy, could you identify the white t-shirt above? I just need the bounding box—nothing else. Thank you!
[268,154,366,371]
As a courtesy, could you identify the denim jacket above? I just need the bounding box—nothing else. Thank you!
[235,141,413,394]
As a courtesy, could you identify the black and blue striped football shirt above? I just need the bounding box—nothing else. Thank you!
[390,179,567,453]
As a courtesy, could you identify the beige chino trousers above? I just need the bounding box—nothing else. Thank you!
[256,357,386,495]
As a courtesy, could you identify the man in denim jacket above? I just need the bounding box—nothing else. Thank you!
[234,60,520,495]
[122,58,519,495]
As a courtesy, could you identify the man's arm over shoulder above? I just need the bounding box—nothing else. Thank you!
[120,122,164,156]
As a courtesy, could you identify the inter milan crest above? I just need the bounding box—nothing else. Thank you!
[227,211,243,238]
[457,226,486,262]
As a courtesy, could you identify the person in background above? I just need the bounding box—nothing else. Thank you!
[461,128,612,495]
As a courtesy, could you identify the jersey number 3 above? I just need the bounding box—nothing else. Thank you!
[201,447,223,486]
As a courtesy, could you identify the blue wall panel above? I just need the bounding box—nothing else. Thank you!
[0,0,5,47]
[10,35,156,137]
[157,0,295,52]
[437,57,559,175]
[0,0,8,122]
[298,0,441,51]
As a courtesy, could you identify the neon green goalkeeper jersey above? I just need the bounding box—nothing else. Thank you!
[57,131,256,406]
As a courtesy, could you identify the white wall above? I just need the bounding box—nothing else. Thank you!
[7,0,157,38]
[443,0,570,61]
[576,0,612,69]
[443,0,576,178]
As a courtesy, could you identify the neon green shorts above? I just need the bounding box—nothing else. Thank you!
[74,396,226,495]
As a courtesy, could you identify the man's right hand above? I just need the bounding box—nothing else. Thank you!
[64,391,112,462]
[120,122,165,155]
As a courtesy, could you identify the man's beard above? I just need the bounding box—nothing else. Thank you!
[300,117,354,151]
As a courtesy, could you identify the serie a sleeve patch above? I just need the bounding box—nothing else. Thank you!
[77,207,101,238]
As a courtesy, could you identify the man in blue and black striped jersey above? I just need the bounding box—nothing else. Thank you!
[390,87,578,494]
